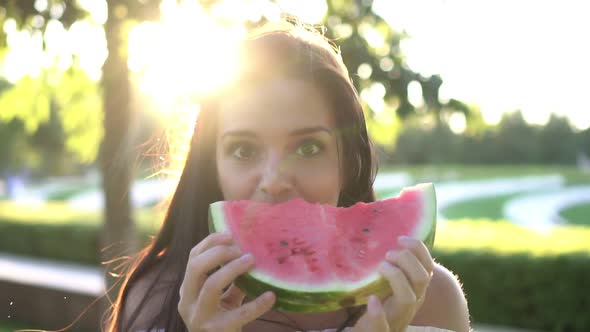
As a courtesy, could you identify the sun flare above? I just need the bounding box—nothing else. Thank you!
[128,0,244,111]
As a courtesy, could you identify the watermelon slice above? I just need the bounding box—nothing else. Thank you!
[208,183,436,312]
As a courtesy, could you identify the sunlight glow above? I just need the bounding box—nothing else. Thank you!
[448,112,467,134]
[407,80,424,109]
[77,0,108,24]
[2,20,44,81]
[1,17,106,83]
[373,0,590,130]
[211,0,282,23]
[128,0,243,109]
[276,0,327,24]
[361,82,387,113]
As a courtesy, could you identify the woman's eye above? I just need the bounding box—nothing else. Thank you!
[296,140,323,157]
[231,144,258,161]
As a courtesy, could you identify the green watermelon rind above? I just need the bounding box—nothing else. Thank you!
[208,183,436,312]
[411,183,437,249]
[235,271,392,312]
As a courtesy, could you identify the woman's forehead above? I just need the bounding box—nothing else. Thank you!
[217,79,335,135]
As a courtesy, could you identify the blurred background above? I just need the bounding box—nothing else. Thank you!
[0,0,589,331]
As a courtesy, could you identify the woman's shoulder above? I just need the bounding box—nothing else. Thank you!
[121,260,177,330]
[411,263,471,332]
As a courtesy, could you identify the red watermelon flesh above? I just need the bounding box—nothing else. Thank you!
[209,183,436,312]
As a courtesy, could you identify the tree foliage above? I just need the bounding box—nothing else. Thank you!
[386,111,585,165]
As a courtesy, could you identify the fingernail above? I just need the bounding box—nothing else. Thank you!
[367,295,381,314]
[241,253,254,263]
[379,261,389,270]
[398,235,412,245]
[262,291,275,301]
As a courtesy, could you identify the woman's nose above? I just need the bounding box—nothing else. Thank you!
[259,154,294,199]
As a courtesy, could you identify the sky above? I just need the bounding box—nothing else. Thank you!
[1,0,589,130]
[372,0,590,129]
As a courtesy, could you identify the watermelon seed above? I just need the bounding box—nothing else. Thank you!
[372,208,378,213]
[280,240,288,247]
[277,256,288,264]
[362,228,370,233]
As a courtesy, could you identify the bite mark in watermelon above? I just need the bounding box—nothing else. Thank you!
[208,183,437,312]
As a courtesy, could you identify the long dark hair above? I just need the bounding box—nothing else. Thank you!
[106,21,378,332]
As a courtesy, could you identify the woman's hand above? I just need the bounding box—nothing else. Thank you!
[178,232,276,332]
[352,236,435,332]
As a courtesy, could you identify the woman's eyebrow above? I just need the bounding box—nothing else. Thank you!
[222,126,333,140]
[289,126,333,137]
[221,130,257,140]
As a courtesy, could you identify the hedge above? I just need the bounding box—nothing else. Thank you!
[0,201,161,264]
[1,202,589,331]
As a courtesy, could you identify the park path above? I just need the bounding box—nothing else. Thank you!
[504,185,590,229]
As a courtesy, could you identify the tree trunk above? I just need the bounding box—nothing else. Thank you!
[100,2,137,267]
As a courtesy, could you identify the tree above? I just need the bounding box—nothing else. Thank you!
[538,114,576,164]
[495,111,540,163]
[0,0,160,289]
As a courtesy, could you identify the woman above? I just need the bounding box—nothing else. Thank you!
[106,22,470,332]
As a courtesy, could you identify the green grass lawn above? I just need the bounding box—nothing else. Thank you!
[560,202,590,226]
[441,193,520,220]
[45,186,96,201]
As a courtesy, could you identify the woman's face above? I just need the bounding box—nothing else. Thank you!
[216,79,342,206]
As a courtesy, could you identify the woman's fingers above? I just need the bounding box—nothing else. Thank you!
[379,261,416,303]
[220,291,276,330]
[199,253,255,309]
[378,260,416,327]
[398,236,435,276]
[179,244,242,307]
[221,283,247,309]
[189,232,234,257]
[385,249,431,300]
